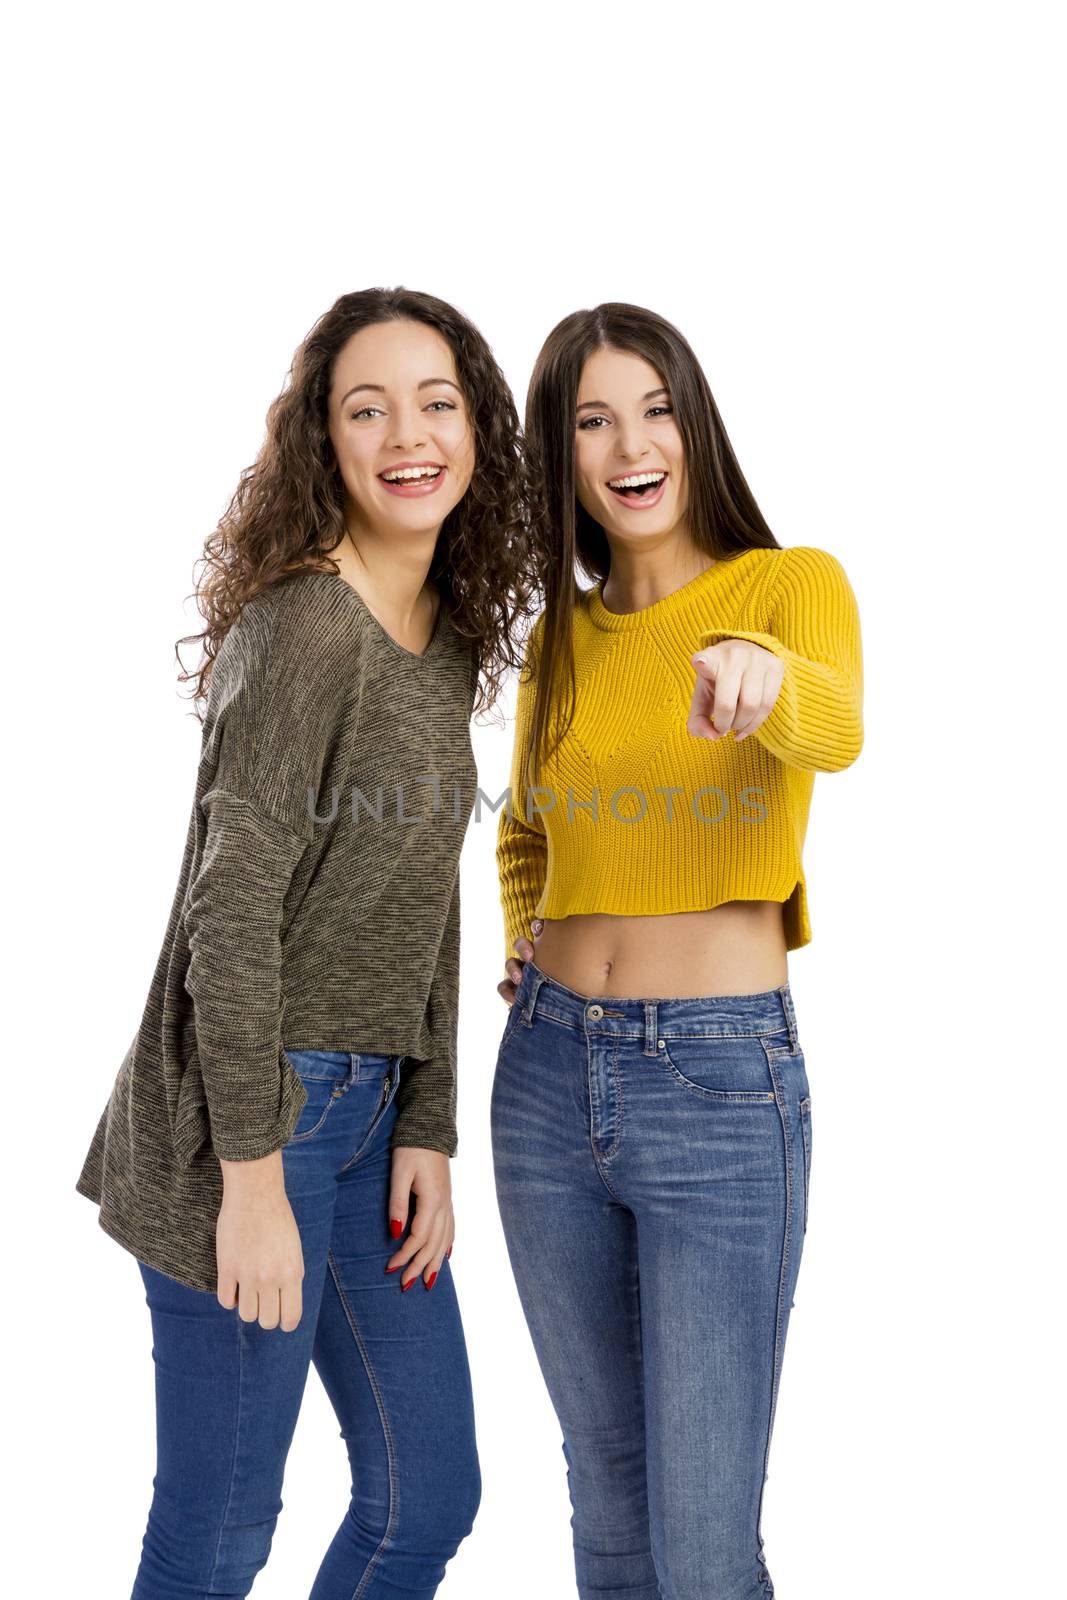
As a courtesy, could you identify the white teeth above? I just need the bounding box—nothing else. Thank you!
[608,471,667,489]
[381,466,442,482]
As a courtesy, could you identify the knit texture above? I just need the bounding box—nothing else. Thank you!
[497,544,863,965]
[76,569,478,1292]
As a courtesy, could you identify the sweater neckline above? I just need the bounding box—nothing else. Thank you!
[585,547,763,632]
[297,568,449,662]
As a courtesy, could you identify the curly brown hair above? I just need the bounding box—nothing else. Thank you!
[522,301,782,785]
[176,287,541,721]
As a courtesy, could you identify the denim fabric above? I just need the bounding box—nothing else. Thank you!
[131,1050,480,1600]
[490,959,812,1600]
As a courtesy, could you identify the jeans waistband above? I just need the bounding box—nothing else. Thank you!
[514,957,799,1053]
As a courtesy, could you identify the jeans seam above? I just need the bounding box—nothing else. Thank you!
[584,1026,626,1202]
[326,1249,398,1598]
[601,1034,624,1161]
[754,1051,795,1581]
[207,1310,246,1592]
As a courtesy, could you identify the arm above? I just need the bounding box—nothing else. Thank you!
[183,792,310,1160]
[390,640,479,1157]
[696,545,864,773]
[183,593,355,1162]
[391,865,461,1157]
[496,617,549,966]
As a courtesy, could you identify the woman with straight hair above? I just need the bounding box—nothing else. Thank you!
[76,287,534,1599]
[493,302,864,1598]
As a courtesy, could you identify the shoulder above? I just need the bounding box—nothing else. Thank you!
[766,544,859,607]
[771,544,855,585]
[207,571,364,731]
[255,570,365,670]
[216,570,359,659]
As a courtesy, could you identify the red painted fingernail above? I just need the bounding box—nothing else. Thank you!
[401,1276,415,1292]
[385,1264,400,1274]
[425,1271,438,1291]
[390,1218,403,1238]
[446,1245,452,1259]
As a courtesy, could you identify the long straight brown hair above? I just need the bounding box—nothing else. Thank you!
[523,302,781,785]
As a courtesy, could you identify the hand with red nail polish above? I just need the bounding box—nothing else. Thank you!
[383,1146,454,1292]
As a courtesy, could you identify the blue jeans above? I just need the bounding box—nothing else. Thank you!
[132,1051,481,1600]
[490,959,812,1600]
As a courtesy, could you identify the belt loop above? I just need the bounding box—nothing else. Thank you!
[644,1001,659,1057]
[522,966,547,1028]
[780,987,799,1052]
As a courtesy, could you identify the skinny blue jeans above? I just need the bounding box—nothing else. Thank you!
[132,1050,481,1599]
[490,958,812,1600]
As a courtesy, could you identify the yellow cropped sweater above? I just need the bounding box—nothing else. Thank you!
[496,544,863,964]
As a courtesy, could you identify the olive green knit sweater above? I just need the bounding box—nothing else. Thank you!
[76,568,478,1292]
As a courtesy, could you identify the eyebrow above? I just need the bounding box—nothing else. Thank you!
[576,387,670,413]
[340,377,461,407]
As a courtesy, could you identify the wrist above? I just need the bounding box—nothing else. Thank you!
[218,1148,285,1188]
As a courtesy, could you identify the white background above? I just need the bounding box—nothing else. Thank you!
[5,2,1063,1595]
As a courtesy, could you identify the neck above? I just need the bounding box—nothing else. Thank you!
[599,531,713,615]
[329,521,440,628]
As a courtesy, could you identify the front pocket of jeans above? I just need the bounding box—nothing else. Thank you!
[659,1034,778,1102]
[284,1051,353,1143]
[498,999,524,1055]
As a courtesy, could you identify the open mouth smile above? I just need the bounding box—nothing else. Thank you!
[606,470,668,509]
[378,463,447,497]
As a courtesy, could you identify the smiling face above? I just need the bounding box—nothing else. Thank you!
[574,345,688,544]
[327,318,476,539]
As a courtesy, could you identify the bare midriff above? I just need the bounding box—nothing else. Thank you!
[527,900,789,1000]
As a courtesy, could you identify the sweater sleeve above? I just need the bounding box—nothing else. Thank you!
[496,616,549,967]
[696,545,864,773]
[182,591,355,1161]
[183,794,311,1160]
[389,641,478,1158]
[391,865,461,1157]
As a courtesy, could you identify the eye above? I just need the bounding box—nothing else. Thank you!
[577,415,608,430]
[426,399,457,412]
[648,404,673,418]
[350,405,383,420]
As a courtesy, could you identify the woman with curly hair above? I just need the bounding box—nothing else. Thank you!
[493,303,864,1598]
[76,287,534,1598]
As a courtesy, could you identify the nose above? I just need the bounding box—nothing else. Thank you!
[613,423,650,464]
[387,404,429,452]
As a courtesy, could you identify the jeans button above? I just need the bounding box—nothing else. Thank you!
[587,1004,604,1020]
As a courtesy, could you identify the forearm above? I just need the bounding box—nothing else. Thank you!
[497,809,548,964]
[697,546,864,773]
[183,790,309,1161]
